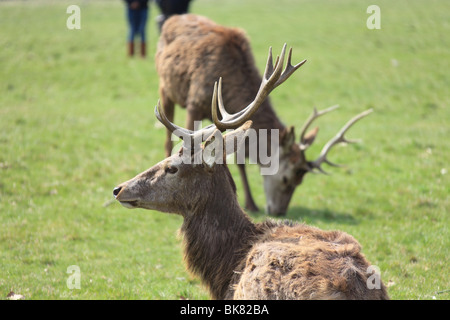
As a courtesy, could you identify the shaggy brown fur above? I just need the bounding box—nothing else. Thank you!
[232,222,389,299]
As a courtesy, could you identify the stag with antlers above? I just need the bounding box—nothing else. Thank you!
[114,46,388,300]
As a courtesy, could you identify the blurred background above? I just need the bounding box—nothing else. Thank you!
[0,0,448,299]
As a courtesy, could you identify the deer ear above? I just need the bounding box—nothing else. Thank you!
[281,126,296,146]
[203,129,224,167]
[302,127,319,147]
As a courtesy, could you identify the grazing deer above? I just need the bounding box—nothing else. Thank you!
[114,48,388,300]
[156,14,372,216]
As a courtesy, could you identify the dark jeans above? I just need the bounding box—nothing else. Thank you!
[155,0,191,32]
[127,7,148,43]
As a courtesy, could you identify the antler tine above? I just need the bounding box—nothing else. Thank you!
[299,105,340,149]
[216,78,231,120]
[155,100,190,139]
[263,46,274,81]
[309,108,374,173]
[211,78,232,131]
[213,44,305,131]
[263,45,283,83]
[274,47,307,90]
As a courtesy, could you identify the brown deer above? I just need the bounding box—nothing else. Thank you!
[114,49,388,300]
[155,14,372,216]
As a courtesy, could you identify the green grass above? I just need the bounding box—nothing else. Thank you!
[0,0,448,300]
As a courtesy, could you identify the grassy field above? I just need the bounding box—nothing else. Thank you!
[0,0,448,300]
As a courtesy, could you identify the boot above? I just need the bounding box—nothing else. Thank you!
[140,42,146,58]
[128,42,135,57]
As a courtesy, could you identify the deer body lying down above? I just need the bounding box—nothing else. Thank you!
[114,48,388,299]
[115,141,388,300]
[156,14,372,216]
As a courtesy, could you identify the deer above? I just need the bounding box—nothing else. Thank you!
[155,14,373,216]
[113,47,389,300]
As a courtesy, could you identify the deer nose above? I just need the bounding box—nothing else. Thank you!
[113,186,122,198]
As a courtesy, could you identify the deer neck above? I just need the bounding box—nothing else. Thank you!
[179,167,259,299]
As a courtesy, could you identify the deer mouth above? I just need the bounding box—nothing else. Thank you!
[119,200,139,208]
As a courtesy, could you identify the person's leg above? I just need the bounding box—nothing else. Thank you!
[126,7,137,56]
[137,9,148,57]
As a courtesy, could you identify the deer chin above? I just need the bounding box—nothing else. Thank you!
[118,200,139,209]
[119,200,178,214]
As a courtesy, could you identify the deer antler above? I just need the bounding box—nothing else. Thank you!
[308,109,373,174]
[212,44,306,131]
[155,100,217,148]
[299,105,340,150]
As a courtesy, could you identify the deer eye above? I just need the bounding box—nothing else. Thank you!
[165,166,178,174]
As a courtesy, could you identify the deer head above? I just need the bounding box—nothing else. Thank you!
[263,106,373,216]
[113,121,252,216]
